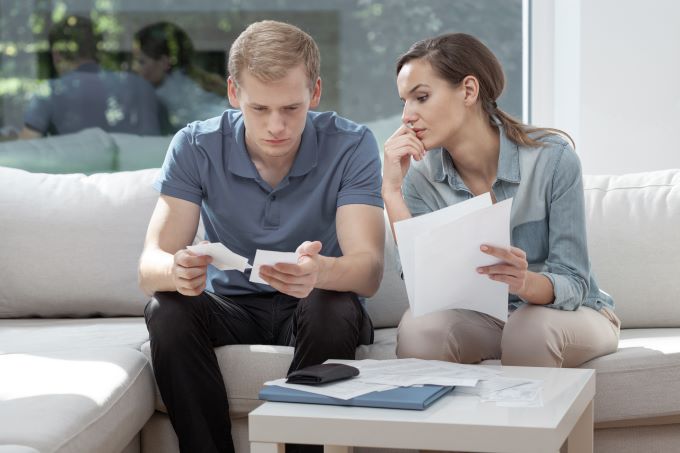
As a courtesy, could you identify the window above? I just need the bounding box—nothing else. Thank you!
[0,0,524,173]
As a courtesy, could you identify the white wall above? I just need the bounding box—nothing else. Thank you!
[531,0,680,175]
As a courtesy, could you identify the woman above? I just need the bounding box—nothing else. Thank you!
[383,33,620,367]
[132,22,227,133]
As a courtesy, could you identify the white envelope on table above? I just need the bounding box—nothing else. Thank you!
[394,193,513,321]
[187,242,251,272]
[249,249,299,285]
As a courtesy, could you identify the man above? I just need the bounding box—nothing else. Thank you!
[139,20,385,453]
[20,15,162,139]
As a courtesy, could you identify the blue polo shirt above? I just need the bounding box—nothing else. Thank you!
[154,109,383,296]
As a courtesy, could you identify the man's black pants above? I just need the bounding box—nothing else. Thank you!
[144,289,373,453]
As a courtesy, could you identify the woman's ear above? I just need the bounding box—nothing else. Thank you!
[462,75,479,106]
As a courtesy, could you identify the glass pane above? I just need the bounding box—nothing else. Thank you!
[0,0,523,173]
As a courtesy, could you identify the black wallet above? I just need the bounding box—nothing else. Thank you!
[286,363,359,385]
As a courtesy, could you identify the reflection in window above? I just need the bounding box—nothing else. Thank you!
[0,0,522,172]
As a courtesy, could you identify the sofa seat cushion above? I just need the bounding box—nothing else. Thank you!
[581,328,680,423]
[0,348,155,453]
[0,318,149,355]
[141,326,398,416]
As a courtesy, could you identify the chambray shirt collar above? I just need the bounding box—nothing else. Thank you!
[433,122,521,187]
[228,114,319,179]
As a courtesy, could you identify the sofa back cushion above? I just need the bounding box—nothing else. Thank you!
[583,169,680,328]
[364,219,409,329]
[0,167,159,317]
[0,128,116,174]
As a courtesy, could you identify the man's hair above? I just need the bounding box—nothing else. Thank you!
[49,15,99,62]
[228,20,320,90]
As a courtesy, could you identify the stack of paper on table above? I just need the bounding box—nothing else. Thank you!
[393,193,513,321]
[260,358,543,409]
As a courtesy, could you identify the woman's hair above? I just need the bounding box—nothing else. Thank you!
[228,20,320,92]
[397,33,573,148]
[134,22,227,97]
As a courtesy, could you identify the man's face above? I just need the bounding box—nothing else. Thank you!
[228,64,321,162]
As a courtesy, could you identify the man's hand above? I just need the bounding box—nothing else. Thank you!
[172,246,213,296]
[477,245,528,295]
[259,241,323,298]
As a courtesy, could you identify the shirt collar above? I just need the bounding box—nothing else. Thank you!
[228,113,318,179]
[432,120,521,187]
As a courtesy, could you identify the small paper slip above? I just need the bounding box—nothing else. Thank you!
[249,249,299,285]
[187,242,251,272]
[394,193,513,321]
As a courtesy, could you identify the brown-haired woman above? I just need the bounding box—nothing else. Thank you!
[383,33,620,368]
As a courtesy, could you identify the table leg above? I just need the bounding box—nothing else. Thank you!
[567,400,593,453]
[251,442,285,453]
[324,446,351,453]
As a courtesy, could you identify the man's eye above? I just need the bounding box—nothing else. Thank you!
[286,106,298,111]
[253,107,266,111]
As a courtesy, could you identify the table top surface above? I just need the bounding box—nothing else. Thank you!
[250,365,594,429]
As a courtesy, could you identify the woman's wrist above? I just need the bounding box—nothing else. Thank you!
[517,271,555,305]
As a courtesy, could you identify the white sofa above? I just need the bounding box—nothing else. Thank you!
[1,164,679,453]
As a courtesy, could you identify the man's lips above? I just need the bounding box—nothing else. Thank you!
[264,138,289,145]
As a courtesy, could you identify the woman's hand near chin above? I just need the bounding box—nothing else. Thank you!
[382,124,426,196]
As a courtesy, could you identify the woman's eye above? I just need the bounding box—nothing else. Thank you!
[417,95,429,102]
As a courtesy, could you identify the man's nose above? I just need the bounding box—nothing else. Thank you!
[268,112,285,136]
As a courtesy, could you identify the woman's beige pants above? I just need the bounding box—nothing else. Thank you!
[396,304,621,367]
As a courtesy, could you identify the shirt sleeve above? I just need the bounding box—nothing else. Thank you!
[336,128,384,208]
[402,167,434,217]
[539,143,591,310]
[153,128,204,205]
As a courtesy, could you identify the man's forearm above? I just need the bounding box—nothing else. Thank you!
[315,252,383,298]
[138,249,177,296]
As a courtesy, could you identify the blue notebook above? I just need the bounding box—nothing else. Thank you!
[259,384,453,410]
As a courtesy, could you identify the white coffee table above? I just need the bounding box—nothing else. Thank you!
[249,365,595,453]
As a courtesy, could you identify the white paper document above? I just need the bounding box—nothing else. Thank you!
[249,249,299,284]
[328,358,500,388]
[263,377,395,400]
[394,193,513,321]
[187,242,251,272]
[454,376,543,407]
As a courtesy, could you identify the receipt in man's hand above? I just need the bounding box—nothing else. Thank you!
[187,242,252,272]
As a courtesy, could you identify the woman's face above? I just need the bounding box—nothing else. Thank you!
[132,45,170,87]
[396,58,468,150]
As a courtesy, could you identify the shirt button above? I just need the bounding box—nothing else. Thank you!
[271,195,276,201]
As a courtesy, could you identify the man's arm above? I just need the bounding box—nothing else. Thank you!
[138,194,208,296]
[260,204,385,298]
[316,204,385,297]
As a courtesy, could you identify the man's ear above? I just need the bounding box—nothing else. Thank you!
[461,75,479,107]
[309,77,322,109]
[227,76,241,109]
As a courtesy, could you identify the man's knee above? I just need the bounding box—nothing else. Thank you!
[297,290,360,326]
[145,291,205,343]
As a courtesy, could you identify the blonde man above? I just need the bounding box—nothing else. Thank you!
[139,21,384,453]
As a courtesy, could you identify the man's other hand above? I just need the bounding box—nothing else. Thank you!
[259,241,323,298]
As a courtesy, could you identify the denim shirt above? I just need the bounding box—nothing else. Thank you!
[401,126,614,312]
